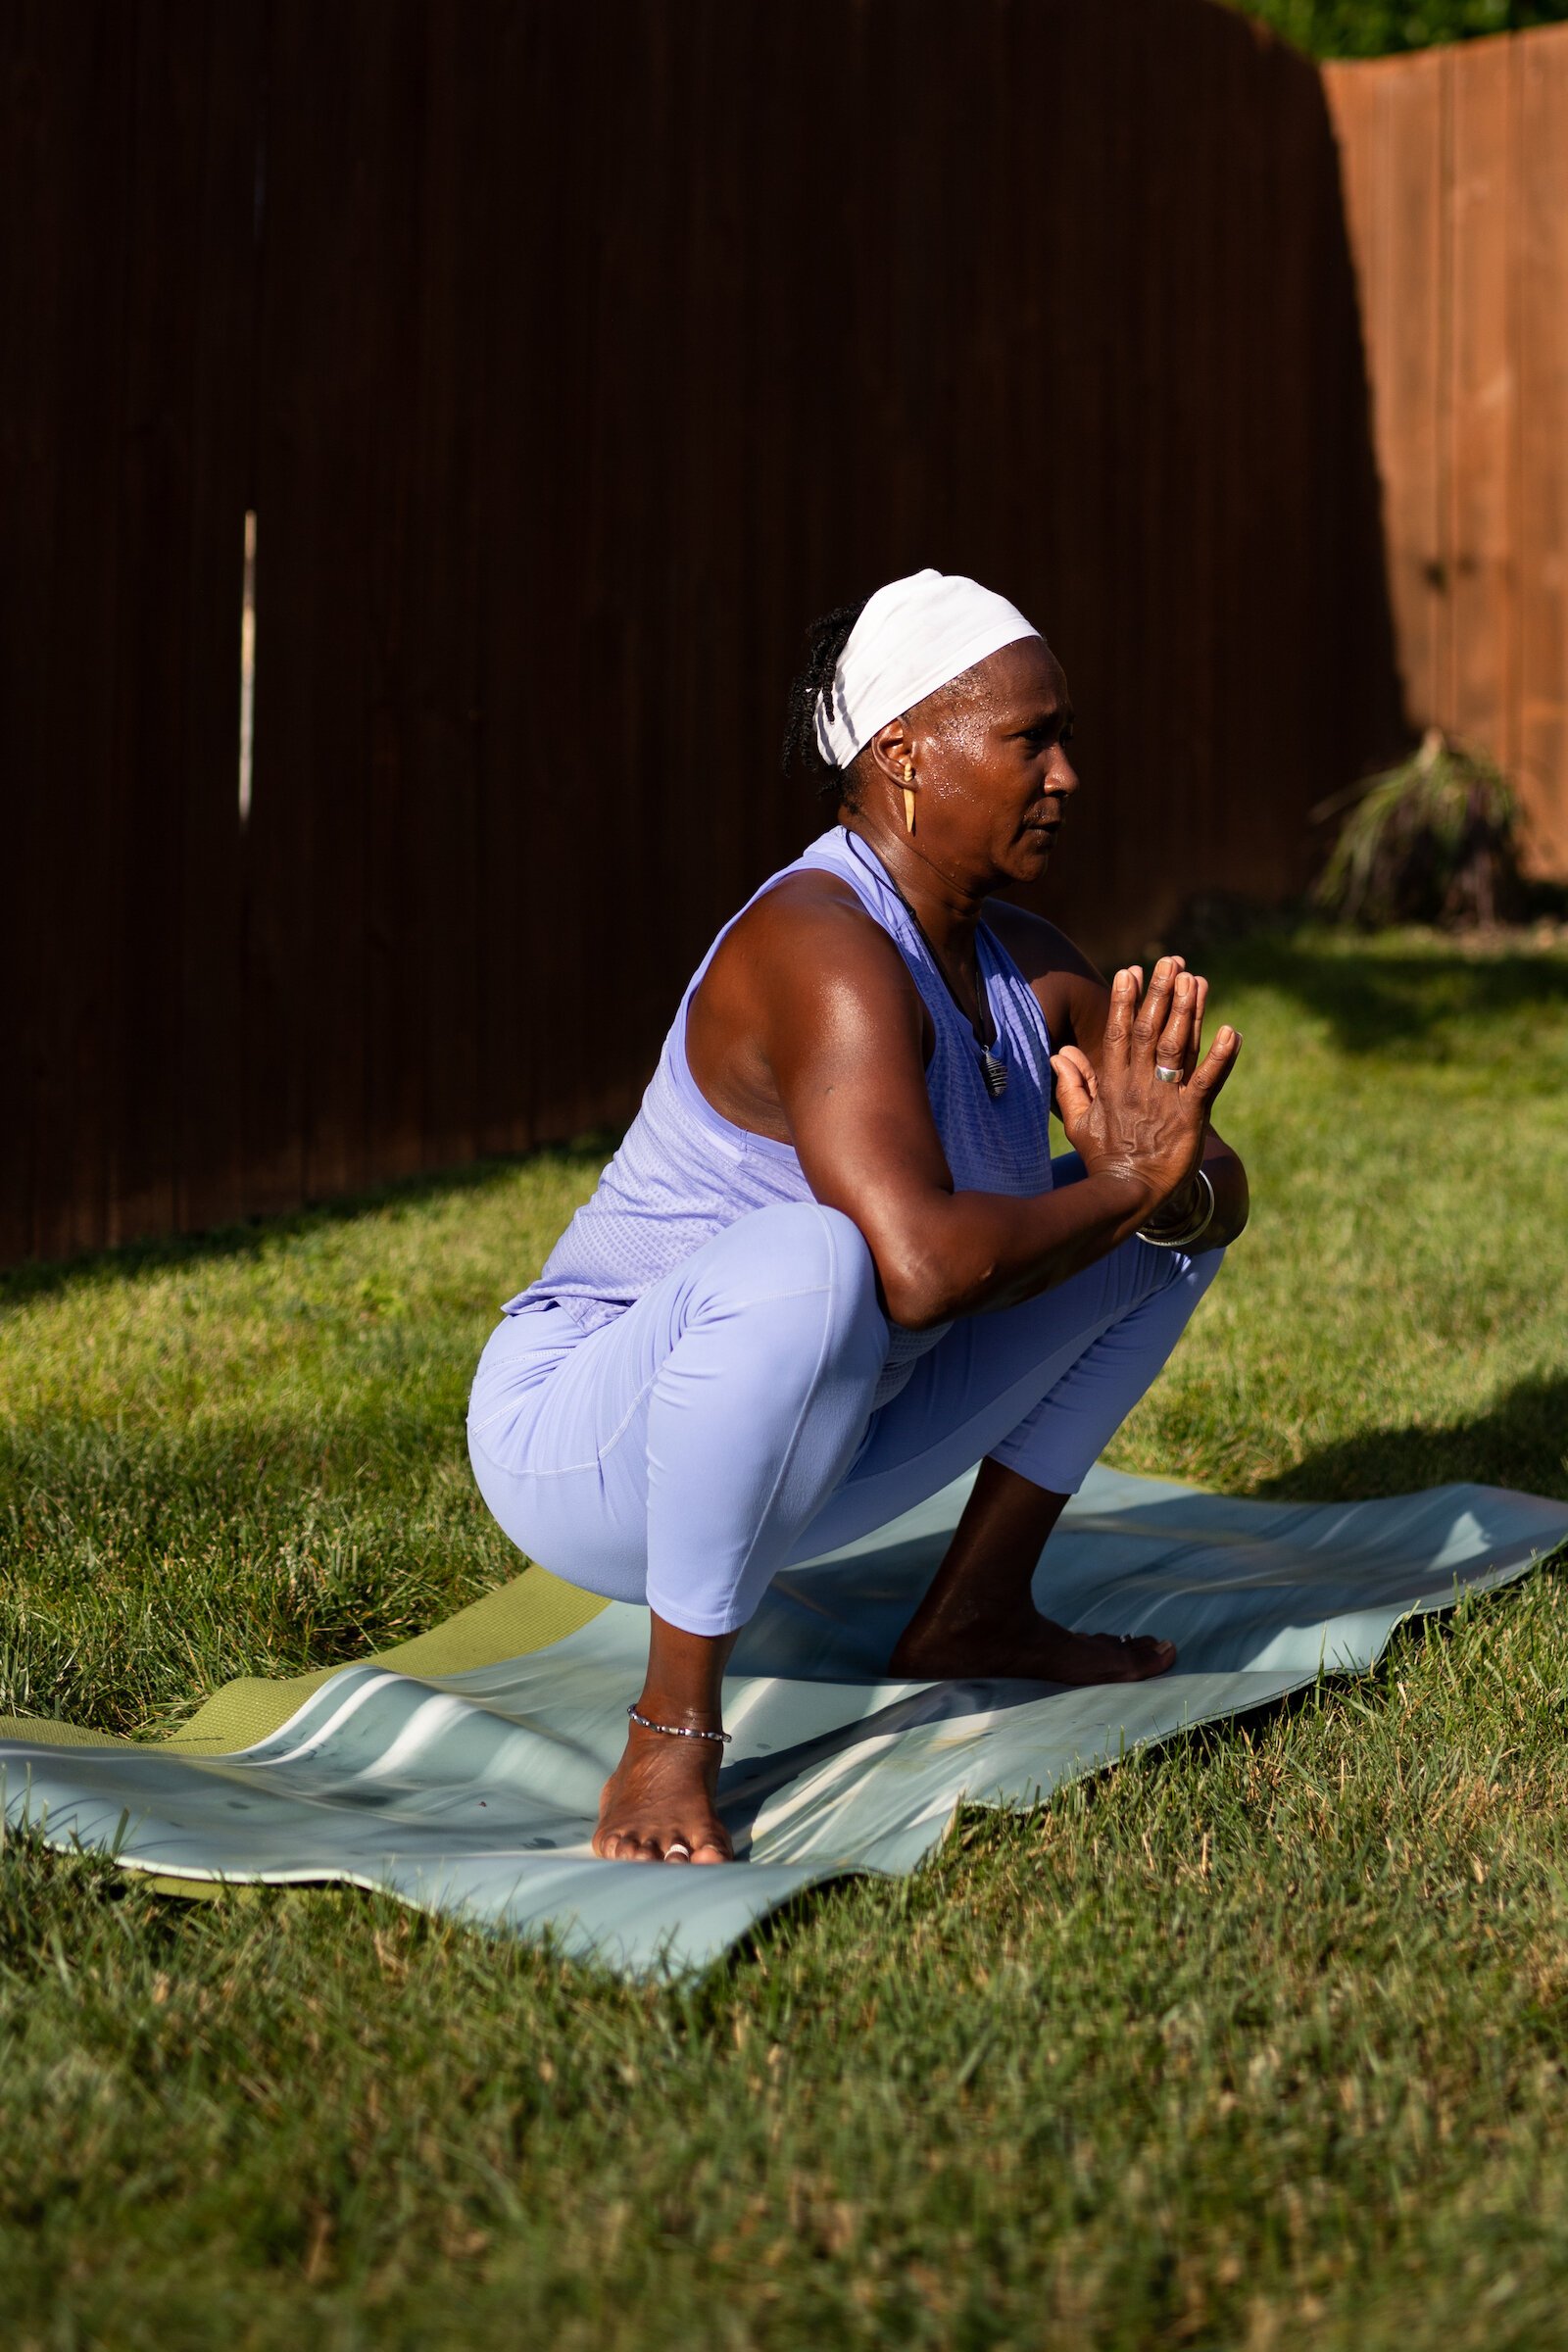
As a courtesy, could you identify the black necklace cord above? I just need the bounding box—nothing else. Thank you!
[842,830,1002,1053]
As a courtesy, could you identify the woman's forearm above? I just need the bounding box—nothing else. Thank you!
[799,956,1246,1330]
[867,1135,1248,1329]
[870,1166,1156,1328]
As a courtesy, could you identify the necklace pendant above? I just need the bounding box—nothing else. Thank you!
[979,1047,1008,1100]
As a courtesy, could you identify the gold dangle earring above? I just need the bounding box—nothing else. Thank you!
[902,760,916,835]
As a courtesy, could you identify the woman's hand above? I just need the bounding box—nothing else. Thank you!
[1050,956,1242,1218]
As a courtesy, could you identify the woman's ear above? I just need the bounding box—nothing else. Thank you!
[865,717,912,784]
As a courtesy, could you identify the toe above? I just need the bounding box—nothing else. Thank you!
[600,1831,661,1862]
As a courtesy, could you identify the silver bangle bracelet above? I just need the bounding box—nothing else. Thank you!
[627,1703,731,1746]
[1137,1166,1216,1250]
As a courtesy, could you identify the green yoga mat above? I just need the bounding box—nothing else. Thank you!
[4,1466,1565,1975]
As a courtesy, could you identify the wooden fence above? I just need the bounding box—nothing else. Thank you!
[1327,26,1568,879]
[0,0,1492,1266]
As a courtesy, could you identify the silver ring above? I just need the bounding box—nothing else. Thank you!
[1154,1064,1182,1084]
[664,1842,692,1862]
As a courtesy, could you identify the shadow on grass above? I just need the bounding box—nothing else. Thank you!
[1250,1369,1568,1506]
[710,1665,1405,1989]
[0,1134,621,1313]
[1203,932,1568,1056]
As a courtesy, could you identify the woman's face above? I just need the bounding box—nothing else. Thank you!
[900,636,1079,890]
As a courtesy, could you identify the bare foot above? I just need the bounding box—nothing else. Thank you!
[592,1721,733,1863]
[889,1609,1177,1685]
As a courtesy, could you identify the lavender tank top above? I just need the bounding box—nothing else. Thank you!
[507,826,1057,1407]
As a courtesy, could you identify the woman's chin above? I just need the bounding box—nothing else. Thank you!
[1009,831,1058,881]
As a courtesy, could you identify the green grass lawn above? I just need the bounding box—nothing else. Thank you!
[3,927,1567,2351]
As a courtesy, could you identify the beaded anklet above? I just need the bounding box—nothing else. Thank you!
[626,1703,731,1746]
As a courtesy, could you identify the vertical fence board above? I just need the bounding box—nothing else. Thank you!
[0,2,84,1261]
[1447,38,1520,770]
[7,5,138,1263]
[238,8,309,1220]
[1516,31,1568,877]
[480,0,607,1153]
[107,0,220,1247]
[399,5,490,1178]
[1215,12,1278,909]
[1125,0,1171,920]
[1020,0,1102,892]
[471,0,552,1165]
[568,0,678,1139]
[1327,53,1448,739]
[1180,10,1225,881]
[1055,0,1138,944]
[358,12,425,1198]
[1313,66,1407,788]
[175,0,261,1236]
[249,0,424,1212]
[660,1,741,988]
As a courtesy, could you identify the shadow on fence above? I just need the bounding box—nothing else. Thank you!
[3,0,1404,1267]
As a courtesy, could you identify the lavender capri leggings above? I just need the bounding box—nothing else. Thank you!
[467,1196,1220,1640]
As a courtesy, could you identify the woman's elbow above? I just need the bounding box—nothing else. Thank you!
[876,1240,985,1331]
[881,1284,953,1332]
[1208,1155,1250,1248]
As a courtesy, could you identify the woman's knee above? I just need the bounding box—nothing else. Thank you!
[683,1204,886,1401]
[701,1201,879,1319]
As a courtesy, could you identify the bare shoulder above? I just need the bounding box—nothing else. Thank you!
[983,899,1109,1051]
[688,866,931,1141]
[710,868,919,1006]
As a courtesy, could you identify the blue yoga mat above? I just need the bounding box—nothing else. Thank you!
[4,1467,1565,1976]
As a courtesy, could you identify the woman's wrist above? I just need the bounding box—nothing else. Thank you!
[1073,1165,1165,1247]
[1138,1168,1216,1250]
[1139,1173,1201,1238]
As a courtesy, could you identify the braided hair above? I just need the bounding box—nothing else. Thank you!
[779,597,868,807]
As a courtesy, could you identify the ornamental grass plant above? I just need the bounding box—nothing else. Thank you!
[1311,730,1525,931]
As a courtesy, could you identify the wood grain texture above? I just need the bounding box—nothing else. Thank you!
[5,4,137,1260]
[1446,37,1519,770]
[1327,23,1568,870]
[1325,51,1447,741]
[174,0,261,1237]
[1516,29,1568,877]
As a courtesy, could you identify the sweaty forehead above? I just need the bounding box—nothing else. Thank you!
[919,634,1064,732]
[978,634,1064,715]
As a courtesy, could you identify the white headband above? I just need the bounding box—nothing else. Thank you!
[812,567,1041,770]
